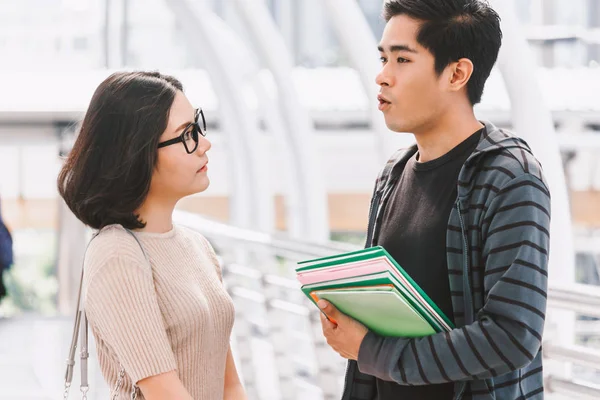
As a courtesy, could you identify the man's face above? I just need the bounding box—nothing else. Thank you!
[376,14,449,134]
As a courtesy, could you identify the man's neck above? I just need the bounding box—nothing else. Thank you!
[413,111,483,163]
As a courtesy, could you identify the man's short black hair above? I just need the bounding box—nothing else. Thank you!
[383,0,502,105]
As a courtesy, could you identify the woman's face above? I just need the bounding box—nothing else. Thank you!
[149,91,211,202]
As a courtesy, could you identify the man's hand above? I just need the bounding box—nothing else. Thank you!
[318,299,369,360]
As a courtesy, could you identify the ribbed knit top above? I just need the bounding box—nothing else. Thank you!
[82,224,235,399]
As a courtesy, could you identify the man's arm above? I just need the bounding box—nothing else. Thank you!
[356,173,550,384]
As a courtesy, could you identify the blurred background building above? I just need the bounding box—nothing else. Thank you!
[0,0,599,399]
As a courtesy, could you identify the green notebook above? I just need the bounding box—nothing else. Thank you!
[297,246,455,334]
[313,286,437,337]
[297,247,383,270]
[296,247,384,271]
[303,270,447,333]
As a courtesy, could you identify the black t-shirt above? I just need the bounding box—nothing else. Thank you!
[374,128,483,400]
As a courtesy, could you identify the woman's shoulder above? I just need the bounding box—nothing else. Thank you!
[176,225,210,247]
[90,224,141,251]
[176,225,222,275]
[84,224,149,276]
[176,225,219,262]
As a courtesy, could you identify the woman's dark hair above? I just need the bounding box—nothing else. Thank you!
[383,0,502,105]
[58,71,183,230]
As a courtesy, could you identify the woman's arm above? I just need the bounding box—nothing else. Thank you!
[224,346,247,400]
[137,371,194,400]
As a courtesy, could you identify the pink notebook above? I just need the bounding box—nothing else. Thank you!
[297,256,390,285]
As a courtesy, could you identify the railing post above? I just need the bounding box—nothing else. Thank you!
[234,306,260,399]
[229,286,260,400]
[265,299,296,400]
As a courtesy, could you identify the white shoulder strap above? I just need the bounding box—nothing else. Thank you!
[64,228,147,399]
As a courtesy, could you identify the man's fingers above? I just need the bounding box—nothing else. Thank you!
[318,300,339,318]
[320,311,336,330]
[319,311,327,324]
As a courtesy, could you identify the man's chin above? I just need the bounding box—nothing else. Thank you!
[384,119,410,134]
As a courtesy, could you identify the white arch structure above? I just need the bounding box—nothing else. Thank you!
[232,0,330,242]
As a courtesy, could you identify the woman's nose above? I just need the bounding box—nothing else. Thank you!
[196,136,211,155]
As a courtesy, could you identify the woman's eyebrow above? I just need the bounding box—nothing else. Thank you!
[174,116,194,133]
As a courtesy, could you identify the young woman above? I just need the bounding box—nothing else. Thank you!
[58,71,247,400]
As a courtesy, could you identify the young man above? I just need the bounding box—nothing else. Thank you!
[318,1,550,399]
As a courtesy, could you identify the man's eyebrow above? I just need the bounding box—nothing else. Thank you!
[377,44,418,53]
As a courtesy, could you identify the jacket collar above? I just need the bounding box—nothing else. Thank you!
[376,120,534,198]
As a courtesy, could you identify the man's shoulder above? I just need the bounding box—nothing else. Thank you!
[475,129,548,189]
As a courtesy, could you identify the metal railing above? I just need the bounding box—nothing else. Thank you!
[548,283,600,318]
[221,262,344,400]
[544,343,600,371]
[174,210,358,259]
[545,376,600,400]
[173,210,600,399]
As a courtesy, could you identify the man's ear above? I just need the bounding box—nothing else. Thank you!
[445,57,474,93]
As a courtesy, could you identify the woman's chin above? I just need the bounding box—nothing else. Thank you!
[193,177,210,194]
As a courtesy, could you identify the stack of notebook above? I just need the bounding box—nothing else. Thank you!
[295,246,454,337]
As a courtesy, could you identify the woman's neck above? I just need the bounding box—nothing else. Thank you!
[135,197,177,233]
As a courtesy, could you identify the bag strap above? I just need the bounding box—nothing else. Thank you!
[64,234,96,399]
[64,228,147,400]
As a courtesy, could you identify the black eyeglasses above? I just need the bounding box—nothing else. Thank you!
[158,108,207,154]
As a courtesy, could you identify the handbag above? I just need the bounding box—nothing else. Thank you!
[63,228,148,400]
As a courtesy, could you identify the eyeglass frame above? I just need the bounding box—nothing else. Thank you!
[157,108,207,154]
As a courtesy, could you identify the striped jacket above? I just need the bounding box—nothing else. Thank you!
[342,121,550,400]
